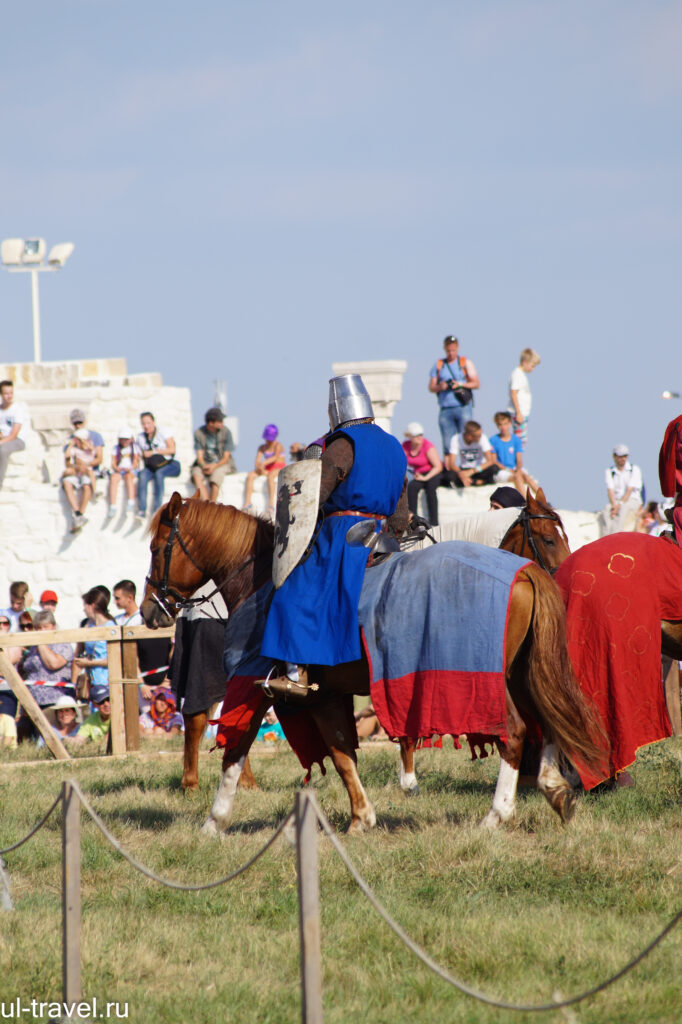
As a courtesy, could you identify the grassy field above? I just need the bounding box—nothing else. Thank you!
[1,735,681,1024]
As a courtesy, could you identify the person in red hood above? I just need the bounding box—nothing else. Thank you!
[659,414,682,545]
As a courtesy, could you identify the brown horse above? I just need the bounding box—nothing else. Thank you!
[141,492,606,833]
[169,488,571,797]
[398,488,571,791]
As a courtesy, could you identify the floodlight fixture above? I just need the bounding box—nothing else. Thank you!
[1,236,76,363]
[662,390,680,400]
[22,238,46,264]
[48,242,75,268]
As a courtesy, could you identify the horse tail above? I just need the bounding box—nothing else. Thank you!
[523,563,610,773]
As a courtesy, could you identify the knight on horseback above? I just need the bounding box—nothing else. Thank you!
[258,373,408,699]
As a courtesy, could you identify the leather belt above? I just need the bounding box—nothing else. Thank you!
[327,511,384,520]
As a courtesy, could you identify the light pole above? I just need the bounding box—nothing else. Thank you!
[1,237,75,363]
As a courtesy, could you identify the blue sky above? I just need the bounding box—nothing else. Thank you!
[1,1,681,509]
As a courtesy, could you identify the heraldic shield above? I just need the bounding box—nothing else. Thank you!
[273,460,322,588]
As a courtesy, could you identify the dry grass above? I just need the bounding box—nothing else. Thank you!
[1,737,681,1023]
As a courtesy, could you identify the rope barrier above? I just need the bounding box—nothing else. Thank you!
[70,780,293,891]
[2,781,679,1014]
[0,792,62,854]
[309,792,682,1013]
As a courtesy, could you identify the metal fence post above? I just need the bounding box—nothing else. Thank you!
[295,790,323,1024]
[62,781,81,1004]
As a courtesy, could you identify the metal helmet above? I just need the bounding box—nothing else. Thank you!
[328,374,374,430]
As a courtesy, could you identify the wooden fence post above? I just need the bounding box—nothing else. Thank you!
[295,790,323,1024]
[62,781,81,1004]
[106,640,126,755]
[122,637,140,751]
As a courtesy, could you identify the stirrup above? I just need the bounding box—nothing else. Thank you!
[256,665,319,701]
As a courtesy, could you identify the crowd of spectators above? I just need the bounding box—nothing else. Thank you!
[0,577,174,749]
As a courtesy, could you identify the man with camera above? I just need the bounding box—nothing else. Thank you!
[428,336,480,454]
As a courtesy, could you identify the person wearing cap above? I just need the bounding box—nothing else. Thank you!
[602,444,643,535]
[40,589,59,611]
[0,379,29,489]
[428,336,480,455]
[61,409,103,531]
[242,424,285,518]
[106,427,140,519]
[136,411,181,518]
[489,486,526,511]
[78,687,111,741]
[259,375,407,698]
[191,407,236,502]
[402,422,443,526]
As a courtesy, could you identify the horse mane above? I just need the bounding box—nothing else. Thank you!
[149,499,275,571]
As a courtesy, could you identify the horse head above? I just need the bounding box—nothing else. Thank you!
[141,491,208,628]
[499,487,571,574]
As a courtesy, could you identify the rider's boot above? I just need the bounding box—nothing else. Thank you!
[256,664,318,700]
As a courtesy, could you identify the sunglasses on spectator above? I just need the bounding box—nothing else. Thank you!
[0,619,10,627]
[19,621,35,630]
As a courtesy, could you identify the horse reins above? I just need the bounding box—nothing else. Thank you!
[146,511,266,619]
[500,506,567,575]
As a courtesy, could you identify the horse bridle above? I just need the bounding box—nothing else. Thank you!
[146,511,260,620]
[500,506,567,575]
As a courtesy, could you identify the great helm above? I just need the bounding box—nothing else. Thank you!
[328,374,374,431]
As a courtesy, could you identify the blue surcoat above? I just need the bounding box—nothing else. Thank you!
[261,423,407,666]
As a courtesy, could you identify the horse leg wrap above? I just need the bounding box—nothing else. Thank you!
[483,758,519,829]
[201,756,245,835]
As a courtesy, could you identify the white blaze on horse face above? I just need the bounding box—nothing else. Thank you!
[483,758,519,829]
[202,756,245,834]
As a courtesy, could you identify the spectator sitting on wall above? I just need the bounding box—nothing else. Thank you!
[62,409,103,531]
[489,411,539,495]
[136,411,181,519]
[0,379,29,489]
[402,422,443,526]
[78,687,111,741]
[140,686,184,735]
[443,420,497,488]
[107,427,140,519]
[242,424,286,519]
[191,407,235,502]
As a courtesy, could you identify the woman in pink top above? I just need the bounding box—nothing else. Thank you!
[402,422,443,526]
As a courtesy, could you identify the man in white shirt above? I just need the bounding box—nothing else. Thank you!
[445,420,497,488]
[0,380,28,488]
[602,444,643,534]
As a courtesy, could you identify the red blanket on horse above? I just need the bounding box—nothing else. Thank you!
[554,533,678,789]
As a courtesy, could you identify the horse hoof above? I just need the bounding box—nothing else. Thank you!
[200,818,220,836]
[558,790,577,823]
[404,783,419,797]
[482,810,502,830]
